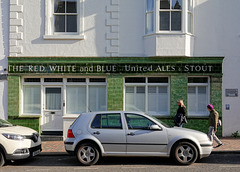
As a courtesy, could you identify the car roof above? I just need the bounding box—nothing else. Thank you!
[81,111,145,116]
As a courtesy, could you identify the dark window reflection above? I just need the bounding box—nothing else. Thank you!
[171,11,181,31]
[55,0,65,13]
[67,15,77,32]
[160,0,170,9]
[67,1,77,13]
[172,0,182,9]
[160,11,170,30]
[54,15,65,32]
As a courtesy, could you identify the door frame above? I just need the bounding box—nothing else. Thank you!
[41,85,64,132]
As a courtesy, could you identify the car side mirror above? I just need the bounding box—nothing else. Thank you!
[150,125,161,130]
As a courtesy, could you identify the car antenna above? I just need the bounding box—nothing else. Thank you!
[88,107,92,112]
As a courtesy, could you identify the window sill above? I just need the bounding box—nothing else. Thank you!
[144,32,194,37]
[43,34,85,40]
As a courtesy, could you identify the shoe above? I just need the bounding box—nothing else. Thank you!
[215,143,223,148]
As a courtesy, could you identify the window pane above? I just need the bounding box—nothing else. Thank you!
[101,114,122,129]
[188,12,193,33]
[198,86,207,113]
[67,15,77,32]
[171,11,181,31]
[125,114,155,130]
[125,77,145,83]
[160,0,170,9]
[91,114,101,128]
[146,12,154,34]
[54,15,65,32]
[55,0,65,13]
[160,11,170,30]
[66,86,86,114]
[23,86,41,114]
[89,86,106,111]
[188,0,193,11]
[125,86,145,112]
[89,78,106,82]
[148,77,168,83]
[172,0,182,9]
[67,0,77,13]
[45,88,61,110]
[24,78,40,82]
[188,86,197,113]
[148,86,168,114]
[147,0,154,11]
[188,77,208,83]
[44,78,63,82]
[67,78,86,82]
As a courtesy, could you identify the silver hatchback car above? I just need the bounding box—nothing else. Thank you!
[64,111,212,165]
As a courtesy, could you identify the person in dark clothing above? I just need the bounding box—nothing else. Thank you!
[207,104,223,148]
[174,99,187,127]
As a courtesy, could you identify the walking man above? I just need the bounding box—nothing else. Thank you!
[207,104,223,148]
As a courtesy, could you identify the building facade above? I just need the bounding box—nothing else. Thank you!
[0,0,9,120]
[7,0,239,138]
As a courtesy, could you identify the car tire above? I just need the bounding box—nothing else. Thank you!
[76,143,99,166]
[172,141,198,165]
[0,151,5,167]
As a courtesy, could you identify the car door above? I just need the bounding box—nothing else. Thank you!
[125,113,168,155]
[88,112,127,155]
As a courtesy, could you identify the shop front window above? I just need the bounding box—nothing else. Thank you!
[188,77,209,116]
[23,85,41,114]
[125,77,169,116]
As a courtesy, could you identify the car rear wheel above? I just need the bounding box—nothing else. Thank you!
[172,142,198,165]
[0,151,5,167]
[76,143,99,166]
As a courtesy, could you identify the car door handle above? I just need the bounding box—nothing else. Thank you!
[93,131,100,135]
[127,132,135,136]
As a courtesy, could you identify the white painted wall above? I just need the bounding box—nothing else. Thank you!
[194,0,240,136]
[0,0,9,120]
[10,0,240,136]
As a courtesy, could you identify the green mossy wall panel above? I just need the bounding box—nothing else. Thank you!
[8,117,40,133]
[161,118,222,137]
[170,75,188,117]
[210,76,222,117]
[8,76,20,117]
[107,75,124,111]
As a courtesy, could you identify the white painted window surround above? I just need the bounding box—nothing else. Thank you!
[44,0,84,40]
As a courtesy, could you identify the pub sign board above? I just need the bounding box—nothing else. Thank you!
[8,63,222,74]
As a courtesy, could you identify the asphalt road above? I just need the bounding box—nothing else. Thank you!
[1,154,240,172]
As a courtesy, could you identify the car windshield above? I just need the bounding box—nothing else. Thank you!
[0,119,13,127]
[146,114,171,128]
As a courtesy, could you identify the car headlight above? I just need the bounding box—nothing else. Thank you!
[2,133,26,140]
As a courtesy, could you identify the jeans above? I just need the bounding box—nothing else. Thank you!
[208,126,222,145]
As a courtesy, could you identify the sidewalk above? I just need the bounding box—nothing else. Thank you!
[40,137,240,155]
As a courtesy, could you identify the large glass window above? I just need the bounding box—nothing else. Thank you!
[146,0,154,34]
[89,85,107,112]
[159,0,182,31]
[66,86,86,114]
[54,0,77,32]
[125,77,169,116]
[188,77,209,116]
[23,86,41,114]
[44,0,84,40]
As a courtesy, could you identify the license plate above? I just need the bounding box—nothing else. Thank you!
[32,149,40,156]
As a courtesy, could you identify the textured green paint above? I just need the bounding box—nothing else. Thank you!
[170,75,188,117]
[8,117,40,132]
[107,75,124,111]
[210,76,222,117]
[8,76,20,117]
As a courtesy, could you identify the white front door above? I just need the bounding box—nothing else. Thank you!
[42,87,63,132]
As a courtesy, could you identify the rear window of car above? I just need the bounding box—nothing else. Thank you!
[91,113,122,129]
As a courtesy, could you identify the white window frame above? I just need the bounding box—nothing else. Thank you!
[124,76,170,116]
[44,0,84,40]
[187,76,210,117]
[21,77,107,116]
[145,0,194,35]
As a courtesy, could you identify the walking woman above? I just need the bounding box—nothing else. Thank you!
[174,99,187,127]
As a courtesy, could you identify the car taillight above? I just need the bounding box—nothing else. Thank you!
[67,129,75,138]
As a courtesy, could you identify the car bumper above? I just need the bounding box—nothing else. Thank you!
[199,143,213,159]
[5,144,42,160]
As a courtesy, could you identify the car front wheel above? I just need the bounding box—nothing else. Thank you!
[76,143,99,166]
[0,151,5,167]
[172,141,198,165]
